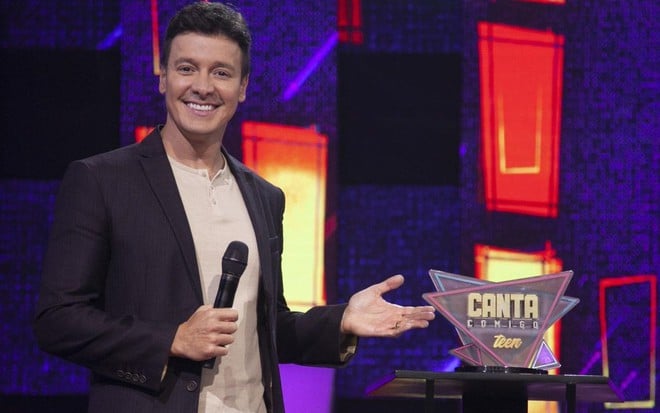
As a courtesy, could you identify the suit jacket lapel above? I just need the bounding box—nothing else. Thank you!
[137,129,204,304]
[224,150,275,302]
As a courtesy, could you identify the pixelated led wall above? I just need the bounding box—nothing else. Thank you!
[1,1,658,412]
[457,1,658,411]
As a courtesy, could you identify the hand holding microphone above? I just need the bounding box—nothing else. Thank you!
[170,241,248,366]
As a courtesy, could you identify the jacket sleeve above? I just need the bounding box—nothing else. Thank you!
[276,303,357,366]
[263,186,357,366]
[33,160,177,392]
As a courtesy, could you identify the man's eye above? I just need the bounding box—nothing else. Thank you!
[177,66,194,73]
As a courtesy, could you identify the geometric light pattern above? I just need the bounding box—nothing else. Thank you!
[478,22,564,217]
[599,275,657,409]
[242,121,328,312]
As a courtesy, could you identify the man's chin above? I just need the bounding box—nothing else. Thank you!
[181,127,224,143]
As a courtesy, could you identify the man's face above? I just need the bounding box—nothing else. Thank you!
[159,32,248,143]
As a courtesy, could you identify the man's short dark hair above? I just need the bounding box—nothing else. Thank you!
[160,2,252,78]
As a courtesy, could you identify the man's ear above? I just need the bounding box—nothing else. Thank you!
[158,68,167,95]
[239,74,249,103]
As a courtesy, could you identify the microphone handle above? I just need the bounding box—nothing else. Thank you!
[213,273,240,308]
[203,273,241,369]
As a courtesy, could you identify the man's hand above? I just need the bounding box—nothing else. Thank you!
[340,275,435,338]
[170,305,238,361]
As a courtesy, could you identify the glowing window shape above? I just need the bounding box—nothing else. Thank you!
[478,22,564,217]
[475,242,563,413]
[242,121,327,312]
[599,275,656,409]
[338,0,363,44]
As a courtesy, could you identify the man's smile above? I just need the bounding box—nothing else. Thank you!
[186,102,218,112]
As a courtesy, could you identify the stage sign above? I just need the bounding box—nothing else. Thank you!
[424,269,579,371]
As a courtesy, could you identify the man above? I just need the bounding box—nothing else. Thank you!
[33,2,435,413]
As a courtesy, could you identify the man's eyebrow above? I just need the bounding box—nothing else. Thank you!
[172,57,198,65]
[171,57,237,71]
[210,61,237,70]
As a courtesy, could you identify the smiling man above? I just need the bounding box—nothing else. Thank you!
[159,31,248,174]
[33,3,435,413]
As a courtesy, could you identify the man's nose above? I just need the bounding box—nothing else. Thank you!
[191,74,213,96]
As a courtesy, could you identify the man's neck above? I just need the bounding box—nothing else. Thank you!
[161,125,226,177]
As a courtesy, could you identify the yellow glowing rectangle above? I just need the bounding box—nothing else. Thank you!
[242,121,327,312]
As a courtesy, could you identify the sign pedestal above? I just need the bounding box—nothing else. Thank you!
[367,370,622,413]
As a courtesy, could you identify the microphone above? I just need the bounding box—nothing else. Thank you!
[213,241,249,308]
[203,240,249,369]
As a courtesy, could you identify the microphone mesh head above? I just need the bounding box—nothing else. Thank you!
[222,241,249,276]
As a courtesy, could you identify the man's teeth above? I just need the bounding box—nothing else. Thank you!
[188,103,215,111]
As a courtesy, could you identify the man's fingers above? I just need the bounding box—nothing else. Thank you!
[201,307,239,322]
[212,320,239,335]
[403,306,436,319]
[373,274,405,295]
[211,331,235,347]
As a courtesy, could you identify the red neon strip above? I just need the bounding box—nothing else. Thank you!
[351,0,362,28]
[518,0,565,4]
[337,0,348,27]
[338,0,349,43]
[338,0,363,44]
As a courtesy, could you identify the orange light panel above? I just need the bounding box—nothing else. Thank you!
[478,22,564,217]
[475,242,563,413]
[599,275,656,409]
[242,121,328,312]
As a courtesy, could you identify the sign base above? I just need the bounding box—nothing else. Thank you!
[455,365,547,375]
